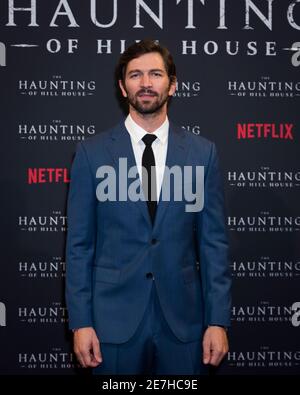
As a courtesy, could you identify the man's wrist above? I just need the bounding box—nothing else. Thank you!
[208,324,228,332]
[72,326,93,333]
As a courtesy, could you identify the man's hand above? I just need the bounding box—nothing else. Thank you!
[202,326,229,366]
[73,327,102,368]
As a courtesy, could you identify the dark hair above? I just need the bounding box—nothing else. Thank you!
[116,39,176,85]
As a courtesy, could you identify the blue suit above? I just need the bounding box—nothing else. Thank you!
[66,121,231,372]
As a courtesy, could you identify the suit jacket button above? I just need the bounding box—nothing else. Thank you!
[146,272,153,279]
[151,238,157,245]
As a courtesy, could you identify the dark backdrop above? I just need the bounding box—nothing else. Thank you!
[0,0,299,375]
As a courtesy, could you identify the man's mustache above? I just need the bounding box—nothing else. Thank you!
[136,89,158,97]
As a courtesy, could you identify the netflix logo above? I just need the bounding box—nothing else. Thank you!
[237,123,294,140]
[28,168,70,184]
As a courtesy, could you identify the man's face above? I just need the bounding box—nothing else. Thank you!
[119,52,176,115]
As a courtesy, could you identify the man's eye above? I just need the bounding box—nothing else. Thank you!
[130,73,139,78]
[152,72,162,77]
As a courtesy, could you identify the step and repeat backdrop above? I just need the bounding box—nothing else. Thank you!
[0,0,299,375]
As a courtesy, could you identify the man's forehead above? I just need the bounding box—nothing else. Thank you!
[126,53,166,71]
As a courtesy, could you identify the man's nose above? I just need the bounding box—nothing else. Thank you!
[141,73,152,88]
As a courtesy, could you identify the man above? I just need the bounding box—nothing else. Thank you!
[66,39,231,375]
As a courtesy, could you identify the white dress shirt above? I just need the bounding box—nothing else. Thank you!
[125,114,169,202]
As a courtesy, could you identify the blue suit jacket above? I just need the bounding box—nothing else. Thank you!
[65,121,231,343]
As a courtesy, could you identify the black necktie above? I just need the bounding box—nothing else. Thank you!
[142,134,157,224]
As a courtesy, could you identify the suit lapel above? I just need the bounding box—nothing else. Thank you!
[153,123,190,232]
[106,121,151,227]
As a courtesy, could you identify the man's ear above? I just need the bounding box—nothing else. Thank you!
[168,77,177,97]
[119,80,127,98]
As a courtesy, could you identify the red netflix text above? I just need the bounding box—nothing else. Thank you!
[28,168,70,184]
[237,123,294,140]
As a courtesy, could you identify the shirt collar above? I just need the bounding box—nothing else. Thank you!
[125,114,169,145]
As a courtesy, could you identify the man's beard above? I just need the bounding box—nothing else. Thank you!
[126,87,170,115]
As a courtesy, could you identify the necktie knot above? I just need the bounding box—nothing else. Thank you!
[142,134,157,147]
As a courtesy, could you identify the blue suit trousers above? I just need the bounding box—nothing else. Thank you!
[93,282,208,375]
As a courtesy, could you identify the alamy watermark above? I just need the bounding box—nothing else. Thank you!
[0,302,6,327]
[0,42,6,67]
[95,158,204,213]
[292,302,300,327]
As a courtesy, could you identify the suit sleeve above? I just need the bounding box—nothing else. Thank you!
[65,142,97,330]
[196,142,232,328]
